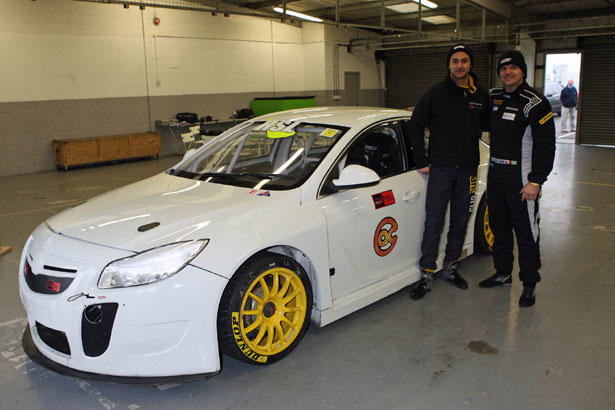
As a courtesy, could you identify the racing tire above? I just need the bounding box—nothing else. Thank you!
[217,252,312,365]
[474,195,493,254]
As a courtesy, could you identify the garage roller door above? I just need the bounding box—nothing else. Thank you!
[578,45,615,146]
[382,44,493,109]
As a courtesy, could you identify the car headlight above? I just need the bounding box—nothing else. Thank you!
[98,240,209,289]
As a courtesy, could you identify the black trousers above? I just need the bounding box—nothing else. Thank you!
[487,175,541,283]
[419,166,477,271]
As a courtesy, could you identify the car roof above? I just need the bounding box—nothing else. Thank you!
[250,106,412,129]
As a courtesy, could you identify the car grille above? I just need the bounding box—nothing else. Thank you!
[36,322,71,355]
[24,262,75,294]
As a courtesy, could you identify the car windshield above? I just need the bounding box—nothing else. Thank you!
[172,120,348,190]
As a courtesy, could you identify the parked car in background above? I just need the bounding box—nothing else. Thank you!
[19,107,492,383]
[545,81,564,115]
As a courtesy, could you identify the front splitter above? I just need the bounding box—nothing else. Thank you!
[22,325,220,385]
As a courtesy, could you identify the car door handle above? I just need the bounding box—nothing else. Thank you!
[403,191,421,203]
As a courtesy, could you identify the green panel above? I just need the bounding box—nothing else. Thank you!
[251,97,316,116]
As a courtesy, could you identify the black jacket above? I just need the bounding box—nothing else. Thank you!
[560,86,578,108]
[405,73,490,169]
[489,82,556,185]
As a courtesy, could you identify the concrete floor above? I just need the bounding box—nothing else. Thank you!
[1,139,614,410]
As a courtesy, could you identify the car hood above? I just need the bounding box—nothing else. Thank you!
[46,173,301,251]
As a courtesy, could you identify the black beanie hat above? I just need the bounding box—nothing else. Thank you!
[497,50,527,79]
[447,44,474,67]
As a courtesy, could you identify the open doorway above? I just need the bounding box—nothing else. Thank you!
[544,53,581,142]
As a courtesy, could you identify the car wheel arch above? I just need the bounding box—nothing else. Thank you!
[215,248,315,365]
[216,245,322,321]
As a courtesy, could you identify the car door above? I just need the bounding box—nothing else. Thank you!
[317,120,426,299]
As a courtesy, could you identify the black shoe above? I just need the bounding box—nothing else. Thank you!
[519,285,536,308]
[437,261,468,289]
[446,271,468,289]
[410,269,434,300]
[478,272,512,288]
[410,280,430,300]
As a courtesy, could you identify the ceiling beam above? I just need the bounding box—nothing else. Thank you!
[238,0,302,10]
[464,0,512,19]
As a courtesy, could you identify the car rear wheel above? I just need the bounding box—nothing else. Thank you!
[474,195,493,254]
[217,252,312,365]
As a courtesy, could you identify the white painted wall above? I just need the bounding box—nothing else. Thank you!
[0,0,147,102]
[324,25,383,92]
[0,0,382,103]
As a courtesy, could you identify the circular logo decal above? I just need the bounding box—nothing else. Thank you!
[374,217,398,256]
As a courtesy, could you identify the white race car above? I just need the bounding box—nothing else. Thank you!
[19,107,492,383]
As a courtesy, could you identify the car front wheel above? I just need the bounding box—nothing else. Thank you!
[217,252,312,365]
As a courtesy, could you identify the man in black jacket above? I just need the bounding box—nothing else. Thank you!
[406,44,490,299]
[478,50,556,308]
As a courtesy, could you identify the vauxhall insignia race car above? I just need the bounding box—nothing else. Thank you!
[19,107,493,383]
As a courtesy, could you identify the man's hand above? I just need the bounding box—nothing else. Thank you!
[520,183,540,201]
[418,166,430,175]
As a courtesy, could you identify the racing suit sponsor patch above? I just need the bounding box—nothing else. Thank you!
[490,157,518,165]
[539,112,554,124]
[468,102,483,110]
[502,112,516,121]
[232,312,268,363]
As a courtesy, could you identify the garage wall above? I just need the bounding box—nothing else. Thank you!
[0,0,383,176]
[323,26,384,107]
[383,44,493,109]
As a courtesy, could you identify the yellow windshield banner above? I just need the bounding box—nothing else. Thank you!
[254,119,300,138]
[267,129,296,139]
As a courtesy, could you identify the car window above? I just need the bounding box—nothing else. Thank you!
[173,121,348,190]
[320,121,406,196]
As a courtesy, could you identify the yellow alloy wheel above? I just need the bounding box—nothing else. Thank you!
[239,267,307,356]
[218,252,313,365]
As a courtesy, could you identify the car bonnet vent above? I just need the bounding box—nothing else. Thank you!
[138,222,160,232]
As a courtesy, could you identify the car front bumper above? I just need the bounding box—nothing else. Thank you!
[19,224,228,379]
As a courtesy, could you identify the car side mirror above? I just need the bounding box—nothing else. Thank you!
[329,165,380,191]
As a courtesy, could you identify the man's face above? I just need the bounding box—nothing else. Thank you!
[449,51,471,81]
[499,64,524,90]
[568,80,574,87]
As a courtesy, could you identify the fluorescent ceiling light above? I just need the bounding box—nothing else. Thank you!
[386,4,419,13]
[386,0,438,14]
[422,15,456,24]
[273,7,323,22]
